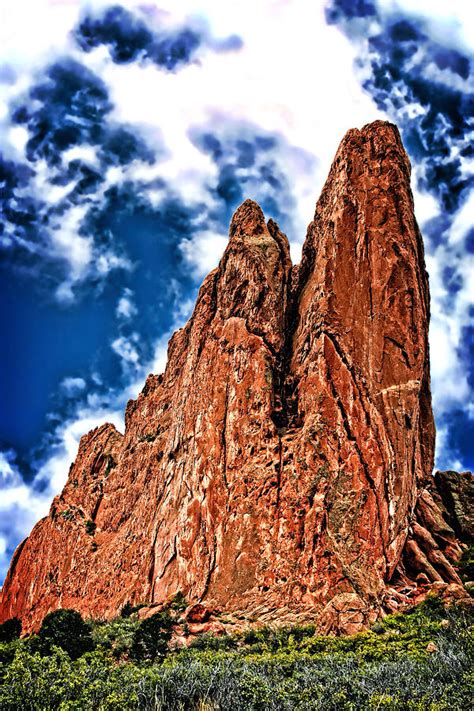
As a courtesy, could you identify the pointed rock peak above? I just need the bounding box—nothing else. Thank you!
[361,119,400,138]
[214,200,292,353]
[226,199,292,267]
[339,120,401,147]
[229,199,266,240]
[335,119,411,175]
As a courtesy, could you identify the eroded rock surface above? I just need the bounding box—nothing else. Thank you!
[1,121,471,635]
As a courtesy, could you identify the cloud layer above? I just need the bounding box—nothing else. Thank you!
[74,4,242,69]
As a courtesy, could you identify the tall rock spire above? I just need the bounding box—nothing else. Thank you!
[0,122,467,635]
[281,121,437,623]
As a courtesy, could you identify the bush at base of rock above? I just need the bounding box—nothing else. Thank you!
[0,598,471,709]
[37,608,94,659]
[0,617,21,643]
[130,610,173,661]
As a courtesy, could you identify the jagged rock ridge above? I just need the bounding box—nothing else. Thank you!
[1,121,471,635]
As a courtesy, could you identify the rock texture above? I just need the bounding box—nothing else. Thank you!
[1,121,471,635]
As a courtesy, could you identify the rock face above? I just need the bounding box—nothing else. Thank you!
[433,470,474,540]
[1,121,471,635]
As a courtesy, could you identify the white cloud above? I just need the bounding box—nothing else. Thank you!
[111,333,141,369]
[412,183,439,226]
[62,144,99,166]
[180,229,227,278]
[7,124,28,153]
[0,450,51,581]
[61,377,86,395]
[116,288,138,319]
[448,192,474,246]
[49,205,93,272]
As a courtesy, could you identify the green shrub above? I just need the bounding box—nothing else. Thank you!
[120,601,134,618]
[189,632,238,651]
[85,519,96,535]
[131,611,173,661]
[38,609,94,659]
[458,542,474,582]
[91,615,140,659]
[171,591,187,612]
[242,623,316,651]
[0,617,21,643]
[119,600,145,618]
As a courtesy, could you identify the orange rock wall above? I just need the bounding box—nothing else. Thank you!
[0,122,463,634]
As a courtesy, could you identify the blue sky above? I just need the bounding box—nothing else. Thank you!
[0,0,473,582]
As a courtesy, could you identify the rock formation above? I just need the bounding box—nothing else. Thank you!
[1,121,471,635]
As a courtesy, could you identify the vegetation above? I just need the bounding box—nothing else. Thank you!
[458,542,474,583]
[0,596,472,709]
[85,520,96,536]
[0,620,21,645]
[37,609,94,660]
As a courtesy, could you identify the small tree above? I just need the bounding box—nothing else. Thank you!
[38,609,93,659]
[85,520,96,536]
[0,617,22,642]
[171,591,187,612]
[131,610,173,661]
[120,601,134,618]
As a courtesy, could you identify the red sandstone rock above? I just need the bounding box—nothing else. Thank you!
[1,121,472,635]
[187,620,226,636]
[433,470,474,539]
[186,604,212,623]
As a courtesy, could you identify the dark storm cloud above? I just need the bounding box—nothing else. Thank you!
[49,160,102,197]
[0,154,44,243]
[325,0,376,22]
[74,4,242,70]
[441,265,463,298]
[326,0,474,213]
[74,5,155,63]
[0,154,35,209]
[189,120,310,234]
[79,179,200,249]
[465,228,474,254]
[1,54,164,297]
[12,58,112,166]
[420,214,451,250]
[11,58,157,170]
[97,126,155,166]
[325,1,473,216]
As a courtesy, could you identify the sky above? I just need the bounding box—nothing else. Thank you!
[0,0,473,582]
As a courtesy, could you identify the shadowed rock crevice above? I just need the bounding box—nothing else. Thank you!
[1,121,472,636]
